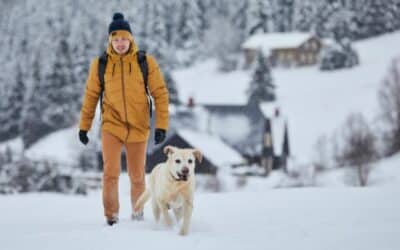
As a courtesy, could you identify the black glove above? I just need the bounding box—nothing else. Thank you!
[79,130,89,145]
[154,128,166,145]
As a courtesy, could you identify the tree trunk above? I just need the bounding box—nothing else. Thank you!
[357,165,368,187]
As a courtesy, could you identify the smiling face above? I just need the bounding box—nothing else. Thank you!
[111,36,130,55]
[164,146,202,181]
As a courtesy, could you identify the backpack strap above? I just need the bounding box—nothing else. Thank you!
[98,51,108,118]
[137,50,153,118]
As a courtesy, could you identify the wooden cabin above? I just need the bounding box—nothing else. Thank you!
[242,32,323,68]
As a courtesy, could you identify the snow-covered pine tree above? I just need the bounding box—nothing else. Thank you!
[147,1,179,104]
[293,0,316,32]
[163,69,180,105]
[231,0,251,50]
[353,0,399,39]
[203,15,240,72]
[0,2,26,143]
[21,52,51,148]
[70,16,96,96]
[247,50,276,103]
[161,0,178,47]
[175,0,203,66]
[21,10,78,148]
[273,0,295,32]
[46,30,79,126]
[312,0,339,37]
[196,0,213,38]
[0,63,25,142]
[151,0,179,70]
[147,3,169,66]
[320,8,359,71]
[337,36,359,68]
[136,1,153,50]
[248,0,271,35]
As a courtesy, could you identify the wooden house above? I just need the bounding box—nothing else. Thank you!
[242,32,323,68]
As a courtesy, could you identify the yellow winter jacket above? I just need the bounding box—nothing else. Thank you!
[79,30,169,142]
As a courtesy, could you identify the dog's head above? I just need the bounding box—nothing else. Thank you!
[163,145,202,181]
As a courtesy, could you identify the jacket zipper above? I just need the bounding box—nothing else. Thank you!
[120,57,130,142]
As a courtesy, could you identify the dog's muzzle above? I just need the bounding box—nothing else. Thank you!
[177,172,188,181]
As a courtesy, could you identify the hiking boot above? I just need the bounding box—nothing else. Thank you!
[106,216,119,226]
[131,211,144,221]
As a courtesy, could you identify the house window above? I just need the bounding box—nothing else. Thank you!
[264,133,272,147]
[311,41,319,51]
[279,52,286,61]
[286,52,295,67]
[300,53,307,64]
[308,53,315,64]
[286,52,294,61]
[277,52,285,66]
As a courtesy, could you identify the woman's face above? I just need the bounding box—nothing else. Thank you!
[111,37,130,55]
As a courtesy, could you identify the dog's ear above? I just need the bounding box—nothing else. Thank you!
[163,145,175,155]
[192,149,202,163]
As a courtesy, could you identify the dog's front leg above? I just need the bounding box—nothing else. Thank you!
[160,202,173,227]
[179,199,193,236]
[152,198,160,222]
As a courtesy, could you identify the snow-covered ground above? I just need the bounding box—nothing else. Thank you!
[174,31,400,164]
[1,187,399,250]
[316,153,400,188]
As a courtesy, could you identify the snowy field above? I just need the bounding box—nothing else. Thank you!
[1,187,399,250]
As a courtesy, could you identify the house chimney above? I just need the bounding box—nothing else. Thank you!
[187,96,195,108]
[282,121,290,173]
[274,107,280,117]
[261,118,274,176]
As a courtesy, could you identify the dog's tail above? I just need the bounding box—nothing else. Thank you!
[134,189,151,212]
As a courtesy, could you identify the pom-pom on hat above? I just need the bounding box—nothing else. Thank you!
[108,12,131,34]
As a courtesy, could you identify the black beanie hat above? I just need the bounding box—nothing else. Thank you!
[108,12,132,34]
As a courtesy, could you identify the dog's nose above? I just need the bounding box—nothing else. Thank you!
[181,167,189,174]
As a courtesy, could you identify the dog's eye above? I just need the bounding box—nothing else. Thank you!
[188,159,193,164]
[175,159,181,164]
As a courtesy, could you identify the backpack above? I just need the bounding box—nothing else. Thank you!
[97,50,153,119]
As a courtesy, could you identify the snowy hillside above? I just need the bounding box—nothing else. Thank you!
[24,127,84,165]
[1,187,399,250]
[173,31,400,164]
[2,31,400,190]
[315,153,400,188]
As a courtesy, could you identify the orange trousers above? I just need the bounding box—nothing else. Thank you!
[101,130,147,219]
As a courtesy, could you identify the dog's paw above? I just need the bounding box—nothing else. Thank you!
[179,228,188,236]
[164,218,173,227]
[133,204,143,213]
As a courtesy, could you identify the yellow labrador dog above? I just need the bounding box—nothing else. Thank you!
[134,145,202,236]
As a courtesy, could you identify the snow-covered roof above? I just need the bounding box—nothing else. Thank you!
[242,32,314,54]
[259,101,281,118]
[0,137,23,155]
[176,129,244,168]
[172,59,250,106]
[25,126,93,165]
